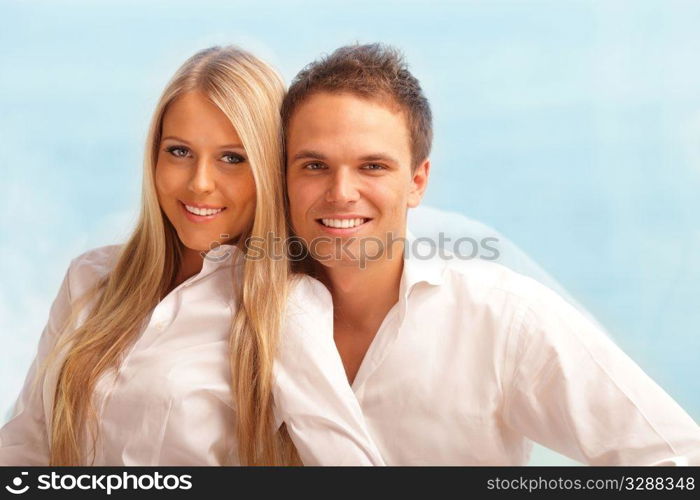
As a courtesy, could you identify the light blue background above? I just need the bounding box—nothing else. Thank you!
[1,0,698,465]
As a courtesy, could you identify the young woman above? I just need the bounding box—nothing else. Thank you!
[0,46,382,466]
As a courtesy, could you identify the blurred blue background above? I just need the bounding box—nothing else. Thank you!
[1,0,698,465]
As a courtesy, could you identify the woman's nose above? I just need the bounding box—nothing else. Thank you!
[188,159,216,195]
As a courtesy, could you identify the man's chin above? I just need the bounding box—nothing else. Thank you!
[306,240,389,271]
[315,257,369,269]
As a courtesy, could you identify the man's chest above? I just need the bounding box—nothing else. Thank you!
[334,323,381,384]
[347,316,522,464]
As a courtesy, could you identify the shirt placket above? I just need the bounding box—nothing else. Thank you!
[350,277,413,397]
[93,273,198,430]
[351,304,402,397]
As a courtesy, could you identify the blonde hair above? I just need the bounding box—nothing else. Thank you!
[37,46,296,465]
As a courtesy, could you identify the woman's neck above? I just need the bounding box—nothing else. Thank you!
[168,246,204,295]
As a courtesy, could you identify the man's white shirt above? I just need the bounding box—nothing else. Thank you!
[314,235,700,465]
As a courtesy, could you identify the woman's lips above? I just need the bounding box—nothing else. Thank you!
[180,201,227,223]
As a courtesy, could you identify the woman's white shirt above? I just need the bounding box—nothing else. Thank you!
[0,244,383,466]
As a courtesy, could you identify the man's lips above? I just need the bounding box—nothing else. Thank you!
[314,215,373,231]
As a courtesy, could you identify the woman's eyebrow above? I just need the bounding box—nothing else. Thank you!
[161,136,244,149]
[161,135,191,144]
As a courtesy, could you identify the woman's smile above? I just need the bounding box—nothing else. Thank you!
[180,200,228,222]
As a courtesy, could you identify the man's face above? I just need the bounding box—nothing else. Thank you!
[286,92,429,269]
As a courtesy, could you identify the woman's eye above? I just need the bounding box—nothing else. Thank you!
[222,152,245,164]
[165,145,190,158]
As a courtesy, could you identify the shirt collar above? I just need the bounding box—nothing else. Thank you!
[196,242,242,280]
[201,236,447,285]
[390,230,447,332]
[401,230,447,296]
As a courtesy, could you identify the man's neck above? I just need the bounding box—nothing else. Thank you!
[318,240,406,383]
[318,243,405,332]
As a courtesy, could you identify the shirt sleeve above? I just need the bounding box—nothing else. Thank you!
[0,260,74,466]
[502,277,700,465]
[272,276,385,466]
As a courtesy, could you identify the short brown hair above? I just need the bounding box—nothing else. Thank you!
[282,43,432,168]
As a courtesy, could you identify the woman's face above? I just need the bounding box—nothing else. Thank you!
[155,91,256,253]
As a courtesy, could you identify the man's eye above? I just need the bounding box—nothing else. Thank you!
[165,145,190,158]
[222,152,245,164]
[362,163,385,171]
[304,162,326,170]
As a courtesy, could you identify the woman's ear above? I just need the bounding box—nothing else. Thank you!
[407,158,430,208]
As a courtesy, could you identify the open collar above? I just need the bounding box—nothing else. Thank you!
[402,230,447,291]
[194,242,242,282]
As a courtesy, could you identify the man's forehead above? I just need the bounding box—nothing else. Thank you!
[291,90,405,120]
[287,92,411,154]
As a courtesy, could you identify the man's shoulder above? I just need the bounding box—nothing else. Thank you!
[437,254,594,330]
[430,252,552,307]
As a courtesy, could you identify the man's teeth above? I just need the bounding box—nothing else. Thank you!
[321,218,367,229]
[185,204,224,216]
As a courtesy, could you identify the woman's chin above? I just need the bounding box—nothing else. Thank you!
[176,233,226,255]
[172,221,244,254]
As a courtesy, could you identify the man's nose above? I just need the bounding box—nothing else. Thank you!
[326,167,360,204]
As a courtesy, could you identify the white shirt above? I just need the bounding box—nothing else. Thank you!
[332,238,700,465]
[0,244,383,466]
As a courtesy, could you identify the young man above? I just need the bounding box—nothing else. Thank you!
[282,44,700,465]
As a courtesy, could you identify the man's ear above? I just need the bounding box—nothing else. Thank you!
[407,158,430,208]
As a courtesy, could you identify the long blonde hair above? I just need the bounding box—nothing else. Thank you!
[38,46,296,465]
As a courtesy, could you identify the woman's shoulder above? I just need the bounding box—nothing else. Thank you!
[70,244,123,274]
[66,244,124,298]
[288,274,332,306]
[282,274,334,343]
[285,274,333,321]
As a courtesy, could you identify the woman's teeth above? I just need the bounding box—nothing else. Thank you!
[321,218,367,229]
[185,204,225,216]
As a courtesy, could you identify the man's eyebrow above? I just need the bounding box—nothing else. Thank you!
[291,151,400,164]
[358,153,400,165]
[291,149,327,161]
